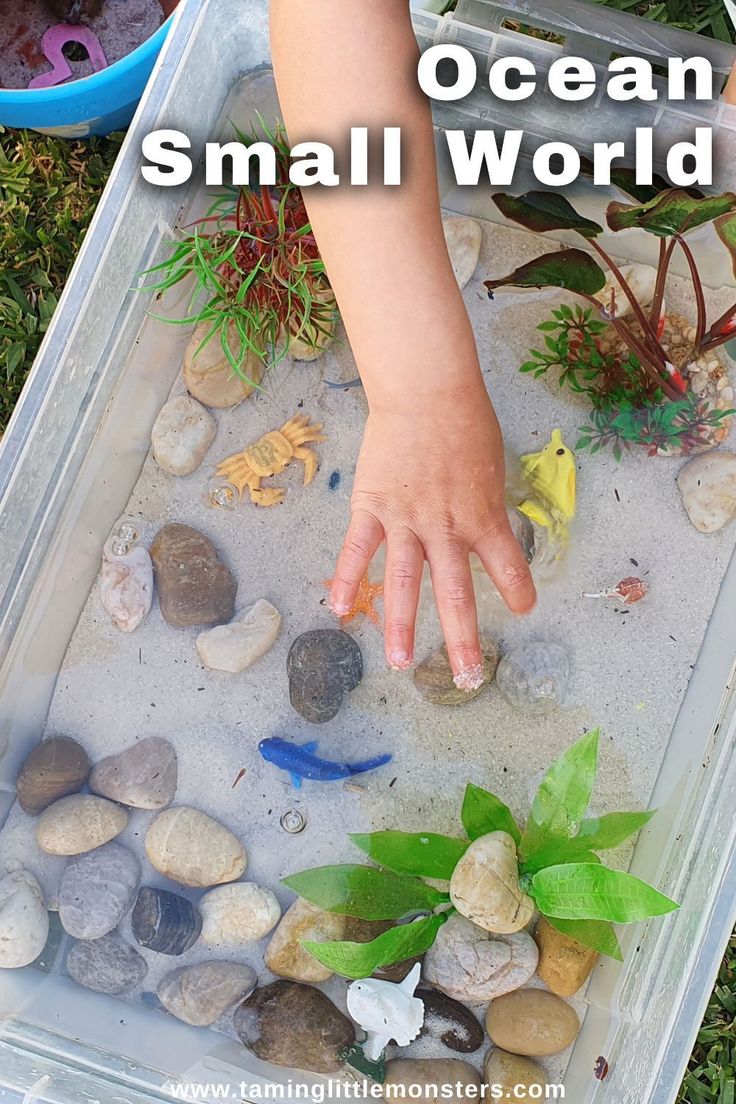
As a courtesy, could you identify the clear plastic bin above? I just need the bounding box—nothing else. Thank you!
[0,1,735,1102]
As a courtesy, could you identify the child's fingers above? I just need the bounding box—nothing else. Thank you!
[383,527,424,669]
[473,516,537,615]
[330,510,384,615]
[427,541,484,688]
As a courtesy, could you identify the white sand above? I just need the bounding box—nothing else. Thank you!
[1,218,734,1078]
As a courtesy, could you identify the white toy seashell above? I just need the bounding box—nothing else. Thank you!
[346,961,425,1061]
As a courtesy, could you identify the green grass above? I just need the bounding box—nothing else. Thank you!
[0,2,735,1095]
[679,935,736,1103]
[0,127,122,433]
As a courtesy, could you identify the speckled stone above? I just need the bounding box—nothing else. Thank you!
[131,887,202,956]
[157,961,258,1026]
[66,933,148,995]
[233,981,355,1074]
[0,870,49,968]
[145,806,247,888]
[16,736,90,816]
[534,917,598,997]
[200,882,281,946]
[36,794,128,856]
[423,913,538,1004]
[287,629,363,723]
[151,524,237,629]
[58,842,140,940]
[485,989,580,1057]
[418,989,484,1053]
[151,395,217,476]
[413,641,498,706]
[89,737,178,810]
[484,1050,547,1101]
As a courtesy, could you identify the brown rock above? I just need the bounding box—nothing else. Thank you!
[486,989,580,1057]
[418,989,484,1053]
[484,1049,547,1101]
[151,524,237,629]
[414,641,498,706]
[16,736,90,816]
[184,320,263,409]
[534,917,597,997]
[233,981,354,1074]
[383,1060,481,1103]
[36,795,128,856]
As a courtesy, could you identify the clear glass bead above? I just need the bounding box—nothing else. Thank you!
[207,480,238,511]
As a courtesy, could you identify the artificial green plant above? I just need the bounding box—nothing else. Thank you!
[282,730,678,979]
[140,123,336,379]
[485,187,736,457]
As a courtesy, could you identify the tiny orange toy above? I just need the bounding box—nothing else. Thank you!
[215,414,326,506]
[323,573,384,627]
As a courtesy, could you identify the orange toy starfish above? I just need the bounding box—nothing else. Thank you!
[323,574,384,627]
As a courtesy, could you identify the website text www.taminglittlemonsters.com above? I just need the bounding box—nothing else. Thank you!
[164,1081,565,1101]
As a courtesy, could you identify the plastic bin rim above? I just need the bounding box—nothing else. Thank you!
[0,14,173,106]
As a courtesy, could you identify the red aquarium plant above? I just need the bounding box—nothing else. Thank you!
[141,124,336,379]
[486,187,736,458]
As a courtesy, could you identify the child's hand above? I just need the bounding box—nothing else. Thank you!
[329,381,536,687]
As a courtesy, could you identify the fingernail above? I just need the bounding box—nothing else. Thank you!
[453,663,484,692]
[388,650,412,671]
[329,601,350,616]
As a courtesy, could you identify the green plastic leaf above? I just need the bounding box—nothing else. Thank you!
[485,250,606,297]
[349,832,468,880]
[546,916,623,962]
[521,845,601,877]
[281,865,447,920]
[493,192,603,239]
[532,863,679,922]
[461,784,522,845]
[302,913,448,980]
[716,214,736,279]
[520,730,600,859]
[576,810,654,850]
[607,189,736,237]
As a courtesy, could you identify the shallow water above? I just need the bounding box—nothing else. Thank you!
[0,197,734,1082]
[0,0,167,88]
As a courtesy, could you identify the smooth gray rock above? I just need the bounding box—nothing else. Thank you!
[58,843,140,940]
[89,737,178,810]
[157,961,258,1026]
[66,933,148,995]
[287,630,363,723]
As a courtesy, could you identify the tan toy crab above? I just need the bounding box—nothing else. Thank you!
[215,414,326,506]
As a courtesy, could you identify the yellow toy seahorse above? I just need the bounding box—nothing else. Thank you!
[517,429,576,543]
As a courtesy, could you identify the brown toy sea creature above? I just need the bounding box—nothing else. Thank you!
[215,415,325,507]
[581,577,648,605]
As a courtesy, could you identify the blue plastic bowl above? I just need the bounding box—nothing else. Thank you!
[0,15,173,137]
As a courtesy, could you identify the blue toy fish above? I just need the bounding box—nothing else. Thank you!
[258,737,392,789]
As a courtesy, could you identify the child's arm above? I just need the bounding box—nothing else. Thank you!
[271,0,536,685]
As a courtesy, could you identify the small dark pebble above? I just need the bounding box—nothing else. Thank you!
[418,989,484,1053]
[328,470,341,491]
[287,629,363,723]
[131,887,202,956]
